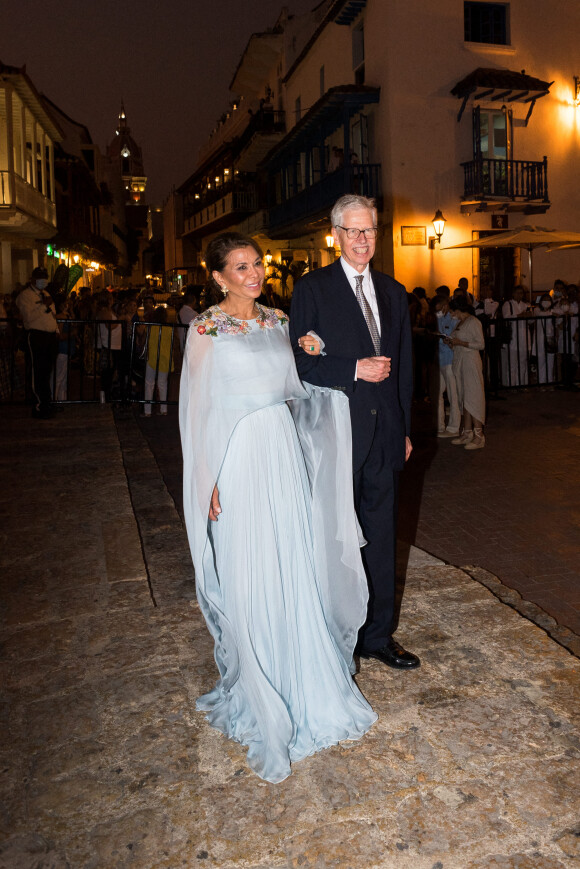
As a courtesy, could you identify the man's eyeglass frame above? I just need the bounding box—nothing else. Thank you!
[335,226,379,240]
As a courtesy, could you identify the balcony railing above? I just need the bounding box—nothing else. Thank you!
[461,157,549,203]
[183,187,257,234]
[269,164,381,233]
[0,170,57,230]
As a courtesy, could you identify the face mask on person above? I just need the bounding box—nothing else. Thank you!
[34,279,48,290]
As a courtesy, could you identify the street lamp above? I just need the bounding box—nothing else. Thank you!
[265,249,273,265]
[429,209,447,248]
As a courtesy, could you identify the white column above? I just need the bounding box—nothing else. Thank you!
[5,87,14,174]
[48,140,55,203]
[30,117,38,189]
[40,130,47,196]
[0,85,13,171]
[20,103,26,180]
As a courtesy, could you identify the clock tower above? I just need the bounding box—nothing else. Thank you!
[107,102,147,204]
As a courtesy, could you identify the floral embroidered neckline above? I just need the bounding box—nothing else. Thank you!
[195,304,288,337]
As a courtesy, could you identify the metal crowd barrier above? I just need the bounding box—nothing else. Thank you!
[1,313,577,405]
[0,318,188,406]
[482,313,579,390]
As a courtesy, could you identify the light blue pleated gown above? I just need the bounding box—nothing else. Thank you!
[180,305,376,783]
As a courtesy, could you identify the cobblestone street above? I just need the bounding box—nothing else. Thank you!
[398,388,580,637]
[1,402,579,869]
[137,387,580,641]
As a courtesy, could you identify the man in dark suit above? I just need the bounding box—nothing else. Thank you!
[289,194,419,669]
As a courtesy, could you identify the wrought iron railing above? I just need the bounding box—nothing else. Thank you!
[269,163,381,232]
[461,157,549,202]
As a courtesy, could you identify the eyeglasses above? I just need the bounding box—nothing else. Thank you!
[335,226,378,240]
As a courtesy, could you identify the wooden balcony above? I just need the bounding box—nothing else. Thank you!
[268,163,381,237]
[0,170,57,236]
[183,186,257,236]
[460,157,549,213]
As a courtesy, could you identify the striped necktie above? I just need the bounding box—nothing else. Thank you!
[355,274,381,356]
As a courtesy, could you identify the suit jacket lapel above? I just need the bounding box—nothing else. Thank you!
[328,261,376,354]
[372,269,392,355]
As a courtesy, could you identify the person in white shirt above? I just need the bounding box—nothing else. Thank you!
[501,286,531,387]
[553,284,579,390]
[177,287,199,352]
[95,292,123,402]
[16,267,58,419]
[530,293,556,383]
[290,194,419,671]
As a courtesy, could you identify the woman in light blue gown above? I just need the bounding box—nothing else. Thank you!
[179,233,376,783]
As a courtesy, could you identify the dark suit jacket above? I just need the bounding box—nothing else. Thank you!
[289,259,413,472]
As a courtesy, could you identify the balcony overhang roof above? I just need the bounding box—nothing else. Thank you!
[264,85,380,169]
[177,141,234,194]
[0,61,63,141]
[284,0,368,84]
[333,0,368,25]
[451,67,552,122]
[229,32,283,98]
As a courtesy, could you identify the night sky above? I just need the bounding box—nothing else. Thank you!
[1,0,316,204]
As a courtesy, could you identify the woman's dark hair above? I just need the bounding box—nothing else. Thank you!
[430,294,447,311]
[449,296,475,316]
[205,232,263,275]
[204,232,263,306]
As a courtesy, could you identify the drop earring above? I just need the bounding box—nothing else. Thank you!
[220,284,228,295]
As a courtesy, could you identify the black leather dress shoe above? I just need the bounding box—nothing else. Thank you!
[357,639,420,669]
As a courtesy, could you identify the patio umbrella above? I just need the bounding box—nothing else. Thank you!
[443,225,580,298]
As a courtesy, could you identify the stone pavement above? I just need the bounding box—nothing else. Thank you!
[398,388,580,638]
[134,388,580,643]
[1,405,579,869]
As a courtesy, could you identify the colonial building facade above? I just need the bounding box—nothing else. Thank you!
[165,0,580,297]
[0,62,61,293]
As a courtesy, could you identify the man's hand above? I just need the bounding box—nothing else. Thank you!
[405,437,413,462]
[357,356,391,382]
[298,335,321,355]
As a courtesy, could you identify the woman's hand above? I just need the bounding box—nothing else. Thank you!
[209,485,221,522]
[450,335,464,347]
[298,335,321,356]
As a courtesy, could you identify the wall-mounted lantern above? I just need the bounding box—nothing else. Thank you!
[429,209,447,249]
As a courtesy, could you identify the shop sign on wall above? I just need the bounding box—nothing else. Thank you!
[401,226,427,246]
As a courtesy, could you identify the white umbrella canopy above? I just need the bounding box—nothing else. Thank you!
[443,225,580,296]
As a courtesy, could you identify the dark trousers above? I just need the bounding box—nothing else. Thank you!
[486,336,502,394]
[27,330,57,415]
[100,349,123,400]
[353,412,399,651]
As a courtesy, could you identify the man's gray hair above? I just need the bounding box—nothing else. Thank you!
[330,194,377,228]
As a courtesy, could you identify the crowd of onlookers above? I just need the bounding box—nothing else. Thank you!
[1,273,578,426]
[0,276,293,412]
[407,276,579,450]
